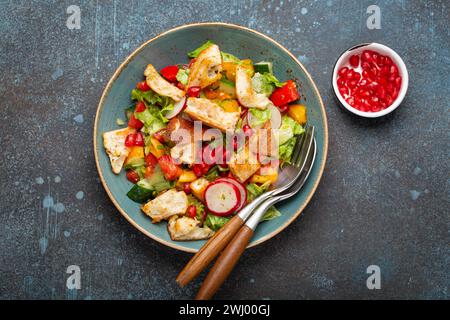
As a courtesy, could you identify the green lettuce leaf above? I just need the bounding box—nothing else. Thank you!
[246,181,271,202]
[248,108,271,128]
[134,106,169,134]
[205,214,230,231]
[278,115,305,145]
[176,68,189,85]
[279,137,297,163]
[188,40,214,58]
[221,51,240,63]
[261,206,281,221]
[252,72,285,96]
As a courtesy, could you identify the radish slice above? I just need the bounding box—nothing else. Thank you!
[216,177,247,211]
[268,105,282,129]
[165,96,186,119]
[205,181,241,216]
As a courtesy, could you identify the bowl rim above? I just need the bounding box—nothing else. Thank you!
[93,22,329,253]
[332,42,409,118]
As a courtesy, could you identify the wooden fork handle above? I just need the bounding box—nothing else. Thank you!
[176,214,245,287]
[195,225,254,300]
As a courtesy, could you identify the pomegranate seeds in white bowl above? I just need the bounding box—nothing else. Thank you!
[332,42,409,118]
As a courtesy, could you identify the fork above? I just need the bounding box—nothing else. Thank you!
[195,137,316,299]
[176,126,315,287]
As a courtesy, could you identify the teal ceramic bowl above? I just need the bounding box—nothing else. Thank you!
[94,23,328,253]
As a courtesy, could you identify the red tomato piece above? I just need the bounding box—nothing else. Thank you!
[145,153,158,168]
[128,114,144,130]
[135,101,146,112]
[269,80,300,107]
[136,81,150,91]
[157,155,182,181]
[160,65,179,82]
[192,162,211,177]
[126,170,140,184]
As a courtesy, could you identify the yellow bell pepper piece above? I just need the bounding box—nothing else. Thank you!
[190,177,209,201]
[126,146,144,160]
[240,59,254,77]
[178,170,197,183]
[222,62,237,82]
[148,137,165,158]
[221,100,240,112]
[288,104,307,125]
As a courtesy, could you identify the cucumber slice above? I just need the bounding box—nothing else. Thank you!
[123,158,145,170]
[254,61,273,74]
[127,184,155,203]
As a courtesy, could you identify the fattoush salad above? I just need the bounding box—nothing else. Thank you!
[103,41,308,241]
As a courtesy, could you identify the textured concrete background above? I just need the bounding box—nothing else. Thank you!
[0,0,448,300]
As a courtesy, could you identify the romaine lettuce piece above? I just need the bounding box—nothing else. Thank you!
[188,40,214,58]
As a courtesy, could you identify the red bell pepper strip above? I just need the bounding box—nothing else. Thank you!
[269,80,300,107]
[160,65,179,83]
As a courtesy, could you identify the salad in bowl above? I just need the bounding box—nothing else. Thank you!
[102,41,307,241]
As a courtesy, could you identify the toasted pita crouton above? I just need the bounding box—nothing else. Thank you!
[187,44,222,89]
[144,64,185,101]
[236,65,274,109]
[167,215,214,241]
[103,127,135,174]
[185,98,240,132]
[142,189,188,223]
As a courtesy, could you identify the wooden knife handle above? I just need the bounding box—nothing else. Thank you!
[176,214,245,287]
[195,225,254,300]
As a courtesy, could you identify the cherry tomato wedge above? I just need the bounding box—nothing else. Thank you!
[126,170,140,184]
[135,101,146,112]
[160,65,179,83]
[269,80,300,107]
[144,153,158,168]
[136,81,150,91]
[157,155,182,181]
[128,114,144,130]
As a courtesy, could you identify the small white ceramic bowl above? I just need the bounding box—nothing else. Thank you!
[332,42,409,118]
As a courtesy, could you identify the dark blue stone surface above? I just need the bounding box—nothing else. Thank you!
[0,0,448,299]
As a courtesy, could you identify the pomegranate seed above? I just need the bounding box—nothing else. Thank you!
[394,76,402,88]
[243,124,252,136]
[385,95,393,106]
[377,55,386,66]
[126,170,140,184]
[347,80,358,89]
[346,97,355,106]
[187,86,201,97]
[362,61,371,70]
[339,86,349,97]
[376,86,386,100]
[183,183,191,195]
[353,72,361,81]
[386,83,394,93]
[337,77,346,87]
[362,50,373,62]
[346,69,354,80]
[385,56,393,66]
[389,65,398,76]
[187,205,197,218]
[134,132,145,146]
[338,67,349,77]
[349,55,359,68]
